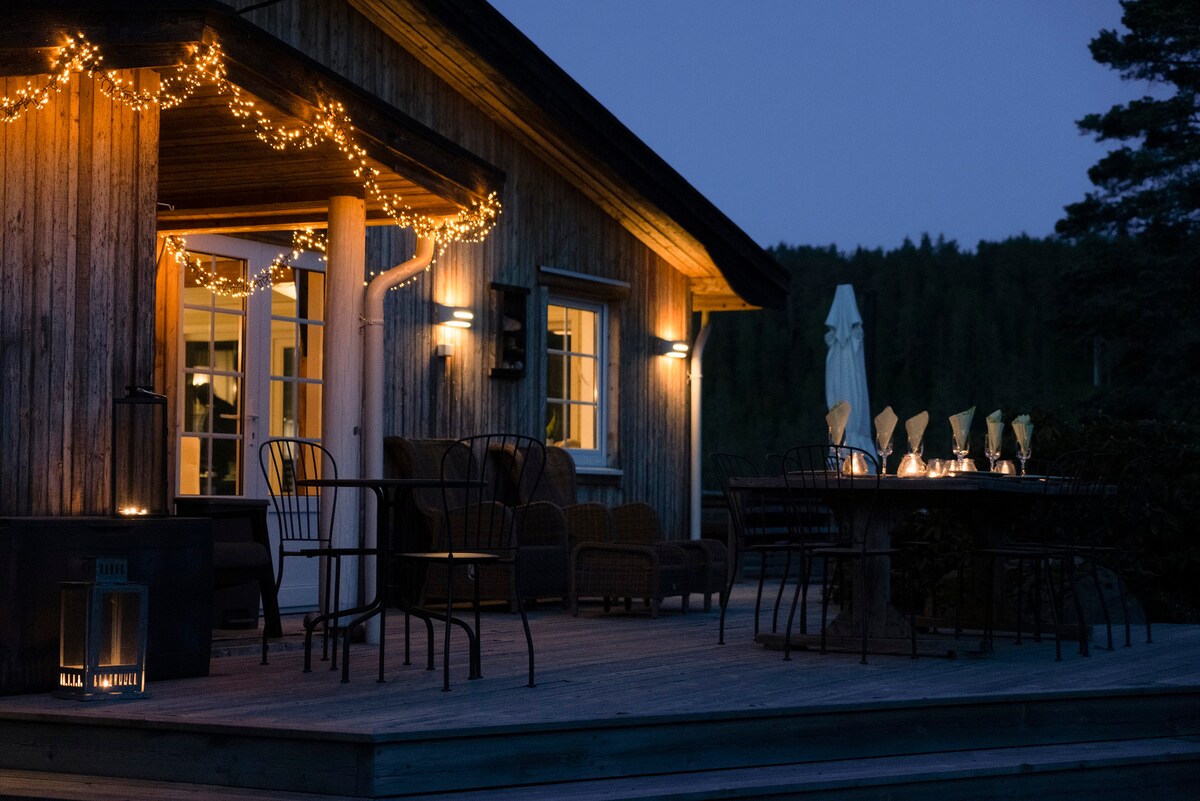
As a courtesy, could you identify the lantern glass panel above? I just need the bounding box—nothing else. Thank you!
[99,590,142,666]
[112,387,168,515]
[59,588,86,669]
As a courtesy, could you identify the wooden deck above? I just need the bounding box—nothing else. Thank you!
[1,583,1199,799]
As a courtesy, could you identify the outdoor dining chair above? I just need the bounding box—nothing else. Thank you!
[710,452,835,646]
[259,438,338,665]
[399,434,543,691]
[782,444,897,664]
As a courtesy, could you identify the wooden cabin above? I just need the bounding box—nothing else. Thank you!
[0,0,786,611]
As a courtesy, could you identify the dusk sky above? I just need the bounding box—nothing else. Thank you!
[489,1,1155,252]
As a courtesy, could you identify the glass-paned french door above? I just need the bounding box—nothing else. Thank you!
[167,233,325,610]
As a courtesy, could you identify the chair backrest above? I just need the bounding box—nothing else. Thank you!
[259,438,336,547]
[441,434,546,555]
[508,445,577,507]
[780,444,880,550]
[710,452,783,549]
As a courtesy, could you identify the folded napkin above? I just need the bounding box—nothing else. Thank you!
[949,406,975,452]
[1011,414,1033,453]
[874,406,898,449]
[905,411,929,453]
[826,400,850,446]
[986,409,1004,453]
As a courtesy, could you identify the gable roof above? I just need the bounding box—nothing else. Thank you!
[349,0,790,310]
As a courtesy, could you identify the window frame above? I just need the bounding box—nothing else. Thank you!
[545,294,609,469]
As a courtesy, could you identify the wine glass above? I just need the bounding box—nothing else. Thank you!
[1015,437,1032,476]
[876,434,893,476]
[952,433,969,469]
[984,440,1001,472]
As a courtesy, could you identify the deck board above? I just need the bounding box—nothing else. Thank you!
[0,583,1197,797]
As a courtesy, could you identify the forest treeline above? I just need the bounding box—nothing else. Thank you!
[701,234,1097,465]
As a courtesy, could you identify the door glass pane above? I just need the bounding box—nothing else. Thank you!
[270,267,324,440]
[180,251,245,496]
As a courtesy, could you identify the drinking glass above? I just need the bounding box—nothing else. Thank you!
[984,442,1001,472]
[1015,438,1032,476]
[876,435,893,476]
[952,434,969,465]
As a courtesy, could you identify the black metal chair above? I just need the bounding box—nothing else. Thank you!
[783,444,895,664]
[975,451,1116,660]
[258,438,337,664]
[710,453,835,646]
[400,434,543,691]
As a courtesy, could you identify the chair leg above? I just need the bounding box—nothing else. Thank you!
[471,567,482,679]
[798,551,812,635]
[819,557,832,655]
[1065,552,1089,657]
[718,552,740,645]
[753,554,768,637]
[772,552,793,634]
[443,567,454,692]
[514,569,535,688]
[1088,553,1113,650]
[859,557,869,666]
[783,560,805,662]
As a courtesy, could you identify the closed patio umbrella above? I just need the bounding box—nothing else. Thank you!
[824,284,873,459]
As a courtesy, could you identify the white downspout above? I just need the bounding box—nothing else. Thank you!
[361,235,436,643]
[689,311,712,541]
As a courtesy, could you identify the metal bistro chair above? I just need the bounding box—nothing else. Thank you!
[400,434,543,691]
[259,438,337,664]
[711,453,836,646]
[784,444,895,664]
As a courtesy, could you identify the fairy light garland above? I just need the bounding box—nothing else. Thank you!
[2,33,502,259]
[165,229,326,298]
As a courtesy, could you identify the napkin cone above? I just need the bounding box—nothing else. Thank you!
[905,411,929,453]
[826,400,850,446]
[986,409,1004,453]
[1012,414,1033,453]
[874,406,898,449]
[949,406,975,452]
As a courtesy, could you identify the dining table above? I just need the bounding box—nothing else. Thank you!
[294,476,482,683]
[727,471,1078,656]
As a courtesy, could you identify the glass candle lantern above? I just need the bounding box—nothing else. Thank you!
[111,386,168,516]
[57,558,149,701]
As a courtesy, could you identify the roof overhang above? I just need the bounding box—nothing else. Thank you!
[0,1,506,233]
[349,0,788,310]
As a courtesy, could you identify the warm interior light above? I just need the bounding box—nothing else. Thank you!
[435,304,474,328]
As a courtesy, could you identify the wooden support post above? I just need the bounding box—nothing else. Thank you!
[323,196,366,612]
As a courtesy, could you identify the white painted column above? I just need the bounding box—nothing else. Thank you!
[689,311,712,541]
[322,196,366,611]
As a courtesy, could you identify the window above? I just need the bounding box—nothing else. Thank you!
[268,266,325,441]
[180,252,246,496]
[545,298,606,467]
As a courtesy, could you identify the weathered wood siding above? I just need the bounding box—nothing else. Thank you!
[236,1,693,536]
[0,70,159,516]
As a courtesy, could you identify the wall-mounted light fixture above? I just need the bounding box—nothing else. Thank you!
[435,304,474,329]
[656,338,689,359]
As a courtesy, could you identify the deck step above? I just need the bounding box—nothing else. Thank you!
[4,738,1197,800]
[404,737,1200,801]
[0,769,359,801]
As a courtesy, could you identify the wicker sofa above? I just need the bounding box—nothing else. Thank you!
[510,446,718,617]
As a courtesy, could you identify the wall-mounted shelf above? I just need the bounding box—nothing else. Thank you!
[489,282,530,379]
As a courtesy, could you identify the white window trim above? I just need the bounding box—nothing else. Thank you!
[547,294,608,470]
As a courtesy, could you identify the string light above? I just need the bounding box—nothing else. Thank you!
[165,229,326,297]
[2,34,501,251]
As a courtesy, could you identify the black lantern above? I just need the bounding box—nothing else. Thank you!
[56,558,149,701]
[111,385,168,516]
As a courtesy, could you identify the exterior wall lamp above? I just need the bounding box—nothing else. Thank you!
[435,304,474,329]
[656,338,689,359]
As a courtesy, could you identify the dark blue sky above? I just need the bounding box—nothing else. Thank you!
[489,1,1154,252]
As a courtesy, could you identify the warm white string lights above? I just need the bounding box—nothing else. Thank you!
[165,229,326,298]
[2,33,502,263]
